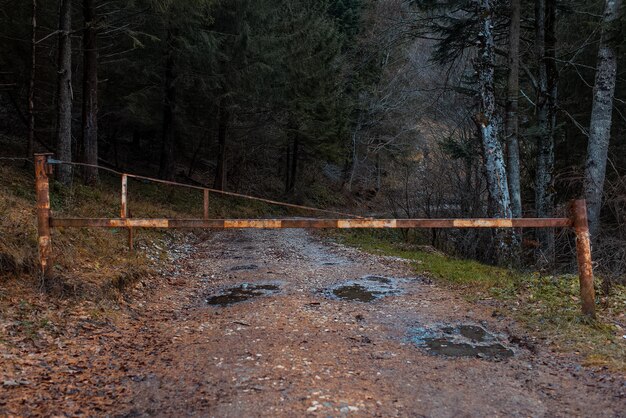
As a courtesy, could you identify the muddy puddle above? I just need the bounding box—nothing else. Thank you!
[328,276,402,302]
[408,324,514,360]
[206,283,281,306]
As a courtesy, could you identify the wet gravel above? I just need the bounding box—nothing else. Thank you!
[5,229,623,417]
[119,229,626,417]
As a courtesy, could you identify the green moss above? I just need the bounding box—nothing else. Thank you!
[340,231,516,291]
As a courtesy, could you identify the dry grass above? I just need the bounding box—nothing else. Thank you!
[0,138,280,300]
[0,162,164,299]
[0,135,284,355]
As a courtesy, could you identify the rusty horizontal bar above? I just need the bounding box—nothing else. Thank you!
[50,217,572,229]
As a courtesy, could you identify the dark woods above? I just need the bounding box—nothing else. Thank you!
[0,0,625,279]
[1,0,358,191]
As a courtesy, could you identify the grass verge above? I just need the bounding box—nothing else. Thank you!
[334,230,626,372]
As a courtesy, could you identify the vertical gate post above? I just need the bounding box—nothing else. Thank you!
[203,189,209,220]
[34,153,53,276]
[121,174,128,218]
[121,174,133,251]
[570,199,596,317]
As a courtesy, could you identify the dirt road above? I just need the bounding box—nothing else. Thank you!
[3,229,625,417]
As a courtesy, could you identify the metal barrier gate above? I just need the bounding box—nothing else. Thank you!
[34,154,596,317]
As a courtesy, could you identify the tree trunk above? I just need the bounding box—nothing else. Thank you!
[476,0,511,219]
[345,113,362,192]
[535,0,557,262]
[187,136,203,178]
[284,143,291,193]
[81,0,99,184]
[55,0,73,186]
[213,103,229,191]
[476,0,512,263]
[288,135,299,194]
[375,151,382,194]
[505,0,521,218]
[159,28,176,180]
[27,0,37,159]
[584,0,622,237]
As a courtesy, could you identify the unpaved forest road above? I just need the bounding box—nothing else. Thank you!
[4,230,626,417]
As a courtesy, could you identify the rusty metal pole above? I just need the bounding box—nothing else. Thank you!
[203,189,209,220]
[121,174,133,251]
[570,199,596,318]
[34,153,53,277]
[121,174,128,218]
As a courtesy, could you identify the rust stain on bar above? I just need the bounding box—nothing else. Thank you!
[337,219,397,228]
[169,219,225,228]
[51,218,168,228]
[50,217,572,229]
[110,219,169,228]
[570,200,596,317]
[512,218,572,228]
[224,219,282,229]
[396,219,452,228]
[281,219,336,228]
[34,154,53,276]
[453,219,513,228]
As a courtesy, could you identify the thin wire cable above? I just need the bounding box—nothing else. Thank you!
[0,157,33,162]
[48,160,365,219]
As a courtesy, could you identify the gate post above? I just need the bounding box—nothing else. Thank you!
[121,174,133,251]
[34,153,53,277]
[570,199,595,318]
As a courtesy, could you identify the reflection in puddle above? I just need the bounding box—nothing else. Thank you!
[206,283,280,306]
[458,325,487,341]
[329,276,402,302]
[409,324,514,360]
[333,284,380,302]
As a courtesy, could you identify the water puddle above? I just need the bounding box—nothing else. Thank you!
[328,276,402,302]
[333,284,380,302]
[364,275,392,284]
[206,283,280,306]
[408,324,514,360]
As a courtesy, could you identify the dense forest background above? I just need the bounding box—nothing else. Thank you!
[0,0,624,282]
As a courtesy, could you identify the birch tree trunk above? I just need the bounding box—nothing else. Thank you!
[476,0,512,262]
[584,0,622,237]
[505,0,521,218]
[476,0,511,220]
[81,0,99,185]
[535,0,557,262]
[55,0,73,186]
